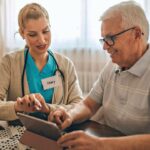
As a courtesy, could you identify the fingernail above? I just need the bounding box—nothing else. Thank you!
[35,106,41,111]
[34,98,42,108]
[31,101,35,106]
[28,103,30,107]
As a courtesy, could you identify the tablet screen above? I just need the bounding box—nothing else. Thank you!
[17,112,62,141]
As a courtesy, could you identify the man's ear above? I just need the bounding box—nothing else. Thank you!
[134,27,143,39]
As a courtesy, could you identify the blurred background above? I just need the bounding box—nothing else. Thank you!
[0,0,149,94]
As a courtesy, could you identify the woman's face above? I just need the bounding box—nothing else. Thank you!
[22,17,51,55]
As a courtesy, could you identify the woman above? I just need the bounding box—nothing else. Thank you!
[0,3,82,122]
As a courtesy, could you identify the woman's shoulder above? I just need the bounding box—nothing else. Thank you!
[53,51,70,60]
[52,51,75,71]
[1,49,24,64]
[3,49,24,58]
[53,51,73,64]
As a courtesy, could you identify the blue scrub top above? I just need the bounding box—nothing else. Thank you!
[25,49,56,119]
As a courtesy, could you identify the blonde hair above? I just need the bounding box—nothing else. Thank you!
[18,3,50,36]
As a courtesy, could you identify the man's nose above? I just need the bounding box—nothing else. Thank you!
[103,42,110,50]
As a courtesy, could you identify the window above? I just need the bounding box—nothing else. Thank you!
[2,0,147,51]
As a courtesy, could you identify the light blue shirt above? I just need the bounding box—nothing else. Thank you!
[89,46,150,135]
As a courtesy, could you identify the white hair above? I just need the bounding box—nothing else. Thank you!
[100,1,149,41]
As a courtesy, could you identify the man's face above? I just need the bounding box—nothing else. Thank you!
[101,17,143,68]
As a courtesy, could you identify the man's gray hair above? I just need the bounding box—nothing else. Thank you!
[100,1,149,41]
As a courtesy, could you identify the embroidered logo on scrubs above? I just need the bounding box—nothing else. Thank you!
[41,75,59,90]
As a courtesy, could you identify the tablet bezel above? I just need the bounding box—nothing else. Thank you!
[17,112,62,141]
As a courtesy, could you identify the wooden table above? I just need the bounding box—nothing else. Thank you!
[20,120,125,150]
[66,120,124,137]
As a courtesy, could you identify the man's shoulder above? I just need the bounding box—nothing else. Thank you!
[102,61,116,73]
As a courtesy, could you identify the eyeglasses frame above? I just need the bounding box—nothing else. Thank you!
[99,27,138,47]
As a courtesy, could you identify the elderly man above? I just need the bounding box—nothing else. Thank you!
[49,1,150,150]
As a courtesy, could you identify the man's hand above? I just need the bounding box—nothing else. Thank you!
[48,108,73,130]
[57,130,101,150]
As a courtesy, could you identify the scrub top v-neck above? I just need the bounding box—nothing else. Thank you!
[24,50,56,119]
[25,50,57,103]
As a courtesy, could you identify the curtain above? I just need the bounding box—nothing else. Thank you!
[0,0,16,57]
[0,0,147,52]
[0,0,5,57]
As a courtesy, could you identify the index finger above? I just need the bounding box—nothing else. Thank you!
[55,115,63,126]
[58,131,80,144]
[49,110,63,124]
[32,94,42,109]
[61,118,72,130]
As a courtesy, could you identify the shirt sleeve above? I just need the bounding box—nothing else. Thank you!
[0,55,18,120]
[88,61,113,105]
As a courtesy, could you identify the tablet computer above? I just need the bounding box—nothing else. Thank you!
[17,112,62,141]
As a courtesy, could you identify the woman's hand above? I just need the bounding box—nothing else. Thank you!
[14,93,50,114]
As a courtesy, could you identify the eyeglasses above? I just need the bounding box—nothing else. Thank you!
[99,27,136,47]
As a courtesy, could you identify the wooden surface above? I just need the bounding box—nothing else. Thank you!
[66,120,125,137]
[20,120,125,150]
